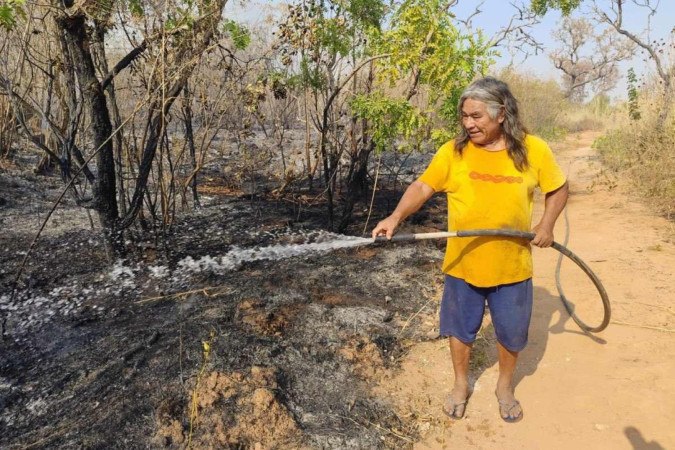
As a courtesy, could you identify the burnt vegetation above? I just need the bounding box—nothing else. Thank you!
[1,0,673,447]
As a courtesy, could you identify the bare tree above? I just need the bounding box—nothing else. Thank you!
[550,17,634,102]
[457,1,545,60]
[591,0,674,127]
[0,0,230,256]
[534,0,673,124]
[0,93,17,160]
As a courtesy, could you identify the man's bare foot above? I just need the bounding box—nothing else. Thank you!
[495,386,523,423]
[444,383,471,419]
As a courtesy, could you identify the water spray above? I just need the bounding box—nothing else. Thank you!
[373,228,611,333]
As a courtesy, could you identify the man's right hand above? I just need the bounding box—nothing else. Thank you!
[371,180,435,240]
[371,215,402,240]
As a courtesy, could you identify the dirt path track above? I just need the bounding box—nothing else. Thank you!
[378,132,675,449]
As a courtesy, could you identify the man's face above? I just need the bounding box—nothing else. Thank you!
[461,98,504,147]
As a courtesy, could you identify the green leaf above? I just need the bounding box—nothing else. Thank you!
[530,0,582,16]
[0,0,26,30]
[222,19,251,50]
[430,128,455,147]
[299,57,326,90]
[128,0,144,18]
[350,92,426,152]
[315,17,351,57]
[372,0,494,117]
[626,67,641,121]
[347,0,386,30]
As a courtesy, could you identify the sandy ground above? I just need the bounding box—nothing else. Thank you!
[377,131,675,449]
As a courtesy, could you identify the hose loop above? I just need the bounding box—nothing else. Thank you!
[454,229,611,332]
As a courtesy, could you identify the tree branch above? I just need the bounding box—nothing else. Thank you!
[100,39,147,91]
[595,0,670,86]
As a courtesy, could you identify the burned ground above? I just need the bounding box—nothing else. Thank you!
[5,133,675,449]
[0,158,449,449]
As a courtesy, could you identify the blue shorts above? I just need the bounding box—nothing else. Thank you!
[439,275,533,352]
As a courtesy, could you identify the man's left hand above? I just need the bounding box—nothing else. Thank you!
[531,223,554,248]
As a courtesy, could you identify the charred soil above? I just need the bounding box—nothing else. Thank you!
[0,153,447,449]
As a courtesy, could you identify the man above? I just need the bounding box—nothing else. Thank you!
[372,77,568,423]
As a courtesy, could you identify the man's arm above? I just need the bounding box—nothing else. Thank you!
[371,180,435,239]
[531,181,569,247]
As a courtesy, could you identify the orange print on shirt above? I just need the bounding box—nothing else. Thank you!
[469,171,523,184]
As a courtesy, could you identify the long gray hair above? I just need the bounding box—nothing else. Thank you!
[454,77,529,171]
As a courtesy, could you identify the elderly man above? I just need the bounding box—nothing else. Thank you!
[372,77,568,422]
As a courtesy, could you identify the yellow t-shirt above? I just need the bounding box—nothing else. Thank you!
[418,135,566,287]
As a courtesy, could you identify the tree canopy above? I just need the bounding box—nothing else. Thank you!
[530,0,582,15]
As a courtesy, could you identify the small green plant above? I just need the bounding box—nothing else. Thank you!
[0,0,25,30]
[627,68,641,121]
[127,0,144,17]
[222,19,251,50]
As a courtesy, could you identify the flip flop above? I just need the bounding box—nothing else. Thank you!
[498,399,523,423]
[443,392,471,419]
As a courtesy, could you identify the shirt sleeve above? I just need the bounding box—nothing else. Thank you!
[417,141,454,193]
[533,137,566,193]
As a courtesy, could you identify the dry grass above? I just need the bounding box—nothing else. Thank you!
[559,94,613,133]
[496,69,611,140]
[496,69,673,219]
[0,96,18,159]
[592,93,675,219]
[559,110,607,133]
[497,69,569,139]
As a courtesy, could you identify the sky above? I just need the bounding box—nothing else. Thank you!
[451,0,675,100]
[224,0,675,101]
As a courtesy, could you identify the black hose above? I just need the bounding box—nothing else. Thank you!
[379,228,611,333]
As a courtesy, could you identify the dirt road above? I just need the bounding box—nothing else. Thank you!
[377,131,675,449]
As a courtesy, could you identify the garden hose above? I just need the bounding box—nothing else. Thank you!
[374,228,611,333]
